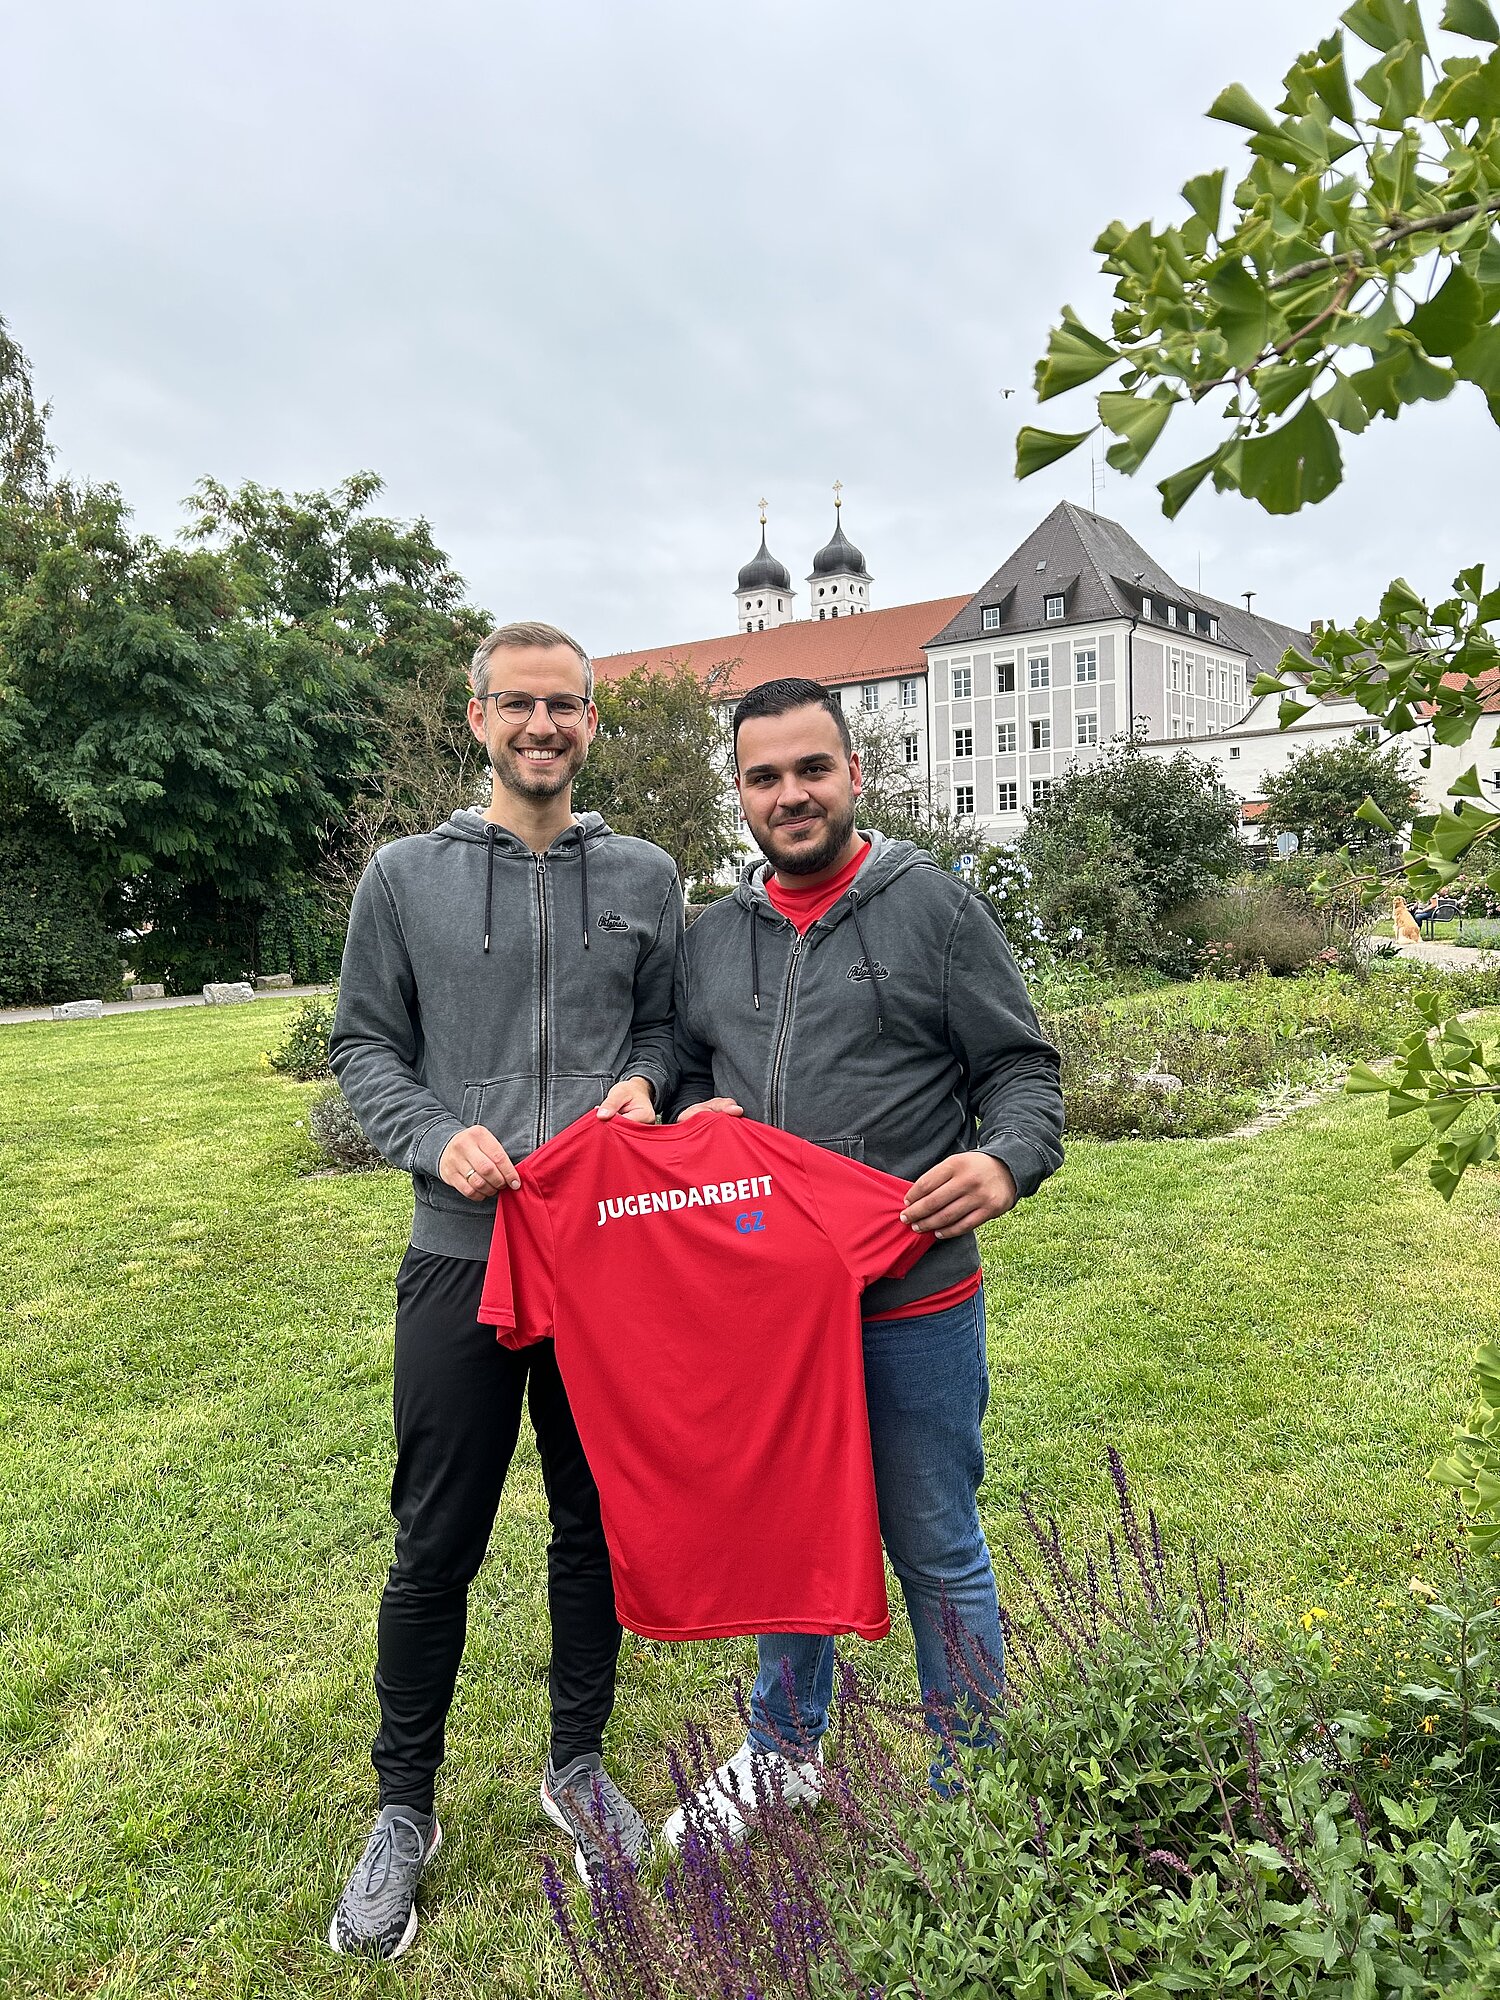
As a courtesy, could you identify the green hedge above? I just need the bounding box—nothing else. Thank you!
[0,817,123,1006]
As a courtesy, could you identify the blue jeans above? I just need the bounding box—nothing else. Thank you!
[747,1284,1003,1761]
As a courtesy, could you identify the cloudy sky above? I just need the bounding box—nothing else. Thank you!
[5,0,1495,653]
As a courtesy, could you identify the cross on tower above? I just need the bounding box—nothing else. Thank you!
[758,497,768,525]
[833,479,843,510]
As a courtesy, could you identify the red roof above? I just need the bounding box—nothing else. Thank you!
[593,596,971,700]
[1425,667,1500,715]
[1240,800,1270,821]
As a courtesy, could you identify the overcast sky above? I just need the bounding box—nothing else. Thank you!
[4,0,1494,654]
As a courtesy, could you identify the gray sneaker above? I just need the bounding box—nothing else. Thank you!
[540,1753,648,1884]
[327,1806,443,1960]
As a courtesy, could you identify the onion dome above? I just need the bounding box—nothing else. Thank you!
[738,510,792,593]
[810,497,868,577]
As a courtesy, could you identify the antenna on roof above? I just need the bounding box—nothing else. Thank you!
[1197,551,1202,591]
[1242,590,1256,613]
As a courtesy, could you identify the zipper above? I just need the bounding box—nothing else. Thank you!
[534,853,549,1151]
[767,930,806,1125]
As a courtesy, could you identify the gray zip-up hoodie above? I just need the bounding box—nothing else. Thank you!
[331,808,683,1261]
[673,832,1063,1315]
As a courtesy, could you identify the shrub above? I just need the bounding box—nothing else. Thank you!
[266,991,336,1081]
[544,1459,1500,2000]
[1167,879,1325,976]
[1045,960,1500,1140]
[307,1082,383,1170]
[0,813,124,1005]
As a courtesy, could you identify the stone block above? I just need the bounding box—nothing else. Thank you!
[129,982,166,1001]
[51,999,104,1020]
[203,981,255,1005]
[255,973,294,991]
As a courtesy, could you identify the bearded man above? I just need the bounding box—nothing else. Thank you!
[666,675,1063,1844]
[326,621,682,1956]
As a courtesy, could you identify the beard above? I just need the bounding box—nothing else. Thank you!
[756,795,858,876]
[491,735,589,800]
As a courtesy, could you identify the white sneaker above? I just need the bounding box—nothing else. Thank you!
[661,1736,825,1849]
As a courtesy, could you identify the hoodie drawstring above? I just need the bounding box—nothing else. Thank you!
[849,895,884,1036]
[483,826,496,954]
[579,829,591,950]
[749,908,761,1010]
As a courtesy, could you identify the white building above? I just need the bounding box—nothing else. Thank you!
[595,497,1456,850]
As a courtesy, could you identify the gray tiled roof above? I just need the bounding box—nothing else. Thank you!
[925,501,1315,684]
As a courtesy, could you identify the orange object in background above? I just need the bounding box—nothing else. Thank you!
[1393,897,1422,943]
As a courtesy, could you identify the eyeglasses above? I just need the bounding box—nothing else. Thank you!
[480,691,590,727]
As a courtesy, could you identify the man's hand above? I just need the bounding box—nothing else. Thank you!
[676,1096,745,1123]
[901,1152,1017,1239]
[438,1125,521,1198]
[597,1076,657,1123]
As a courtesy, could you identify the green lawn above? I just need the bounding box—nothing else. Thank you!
[2,1003,1497,1998]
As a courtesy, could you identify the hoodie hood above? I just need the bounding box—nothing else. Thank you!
[434,808,616,954]
[733,830,943,1035]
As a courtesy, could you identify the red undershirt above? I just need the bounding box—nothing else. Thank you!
[763,839,984,1325]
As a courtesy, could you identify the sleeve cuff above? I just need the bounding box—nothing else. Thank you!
[412,1116,465,1179]
[979,1138,1050,1202]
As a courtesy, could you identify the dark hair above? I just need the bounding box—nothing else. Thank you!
[731,678,852,765]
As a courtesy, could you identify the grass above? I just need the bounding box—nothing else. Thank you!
[2,1000,1497,1997]
[1372,918,1500,947]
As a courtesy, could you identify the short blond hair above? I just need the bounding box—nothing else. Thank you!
[469,621,593,700]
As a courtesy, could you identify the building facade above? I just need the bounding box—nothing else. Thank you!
[594,496,1444,855]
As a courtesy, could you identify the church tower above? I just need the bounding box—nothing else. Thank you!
[735,501,795,632]
[807,481,872,619]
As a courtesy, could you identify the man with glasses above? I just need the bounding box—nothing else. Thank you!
[327,621,682,1958]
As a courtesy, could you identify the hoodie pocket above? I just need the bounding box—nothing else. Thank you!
[461,1074,538,1149]
[546,1073,615,1136]
[811,1135,865,1161]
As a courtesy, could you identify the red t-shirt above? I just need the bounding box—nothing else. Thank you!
[478,1109,932,1642]
[763,838,871,934]
[763,837,982,1326]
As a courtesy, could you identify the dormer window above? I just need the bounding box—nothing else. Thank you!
[981,605,1001,633]
[1044,594,1065,621]
[1141,595,1154,620]
[1209,616,1219,640]
[1166,604,1178,627]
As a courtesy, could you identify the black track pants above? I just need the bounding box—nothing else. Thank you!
[371,1247,621,1811]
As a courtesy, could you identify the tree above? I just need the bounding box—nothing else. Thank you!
[1261,737,1421,851]
[1017,807,1156,968]
[0,313,52,508]
[847,707,986,874]
[1020,0,1500,1194]
[571,664,740,886]
[1022,743,1242,909]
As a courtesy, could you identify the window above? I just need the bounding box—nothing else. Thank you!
[1209,616,1220,640]
[996,780,1018,812]
[981,605,1001,633]
[1167,604,1179,628]
[1229,746,1241,760]
[1183,656,1195,694]
[995,658,1016,693]
[1031,778,1054,807]
[1028,656,1050,689]
[1231,671,1242,703]
[1044,594,1065,620]
[1355,723,1379,742]
[1030,718,1051,750]
[861,683,879,711]
[1171,718,1182,738]
[1076,712,1099,746]
[778,598,784,611]
[818,609,825,620]
[1141,595,1154,620]
[951,664,972,699]
[996,720,1017,754]
[954,726,974,758]
[1074,647,1097,683]
[901,677,920,708]
[955,784,975,815]
[831,607,839,617]
[902,733,920,765]
[1169,655,1181,692]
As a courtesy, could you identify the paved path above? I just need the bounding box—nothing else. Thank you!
[0,983,333,1027]
[1384,937,1499,969]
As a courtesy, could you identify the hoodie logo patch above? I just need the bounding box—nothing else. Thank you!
[847,957,890,983]
[596,910,630,933]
